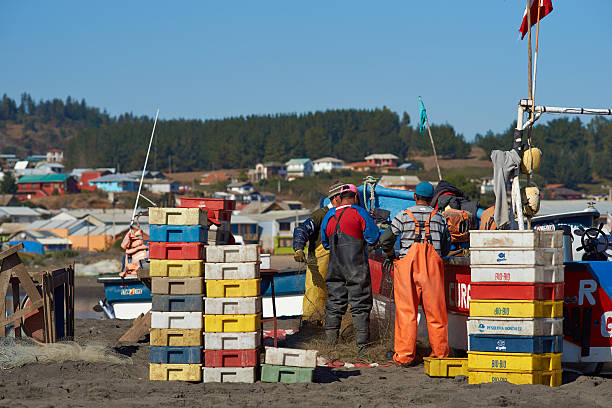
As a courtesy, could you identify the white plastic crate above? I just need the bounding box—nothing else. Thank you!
[204,297,262,315]
[150,311,203,329]
[470,230,563,249]
[470,265,564,283]
[206,244,260,263]
[470,248,563,266]
[204,262,260,280]
[149,207,207,225]
[260,253,271,269]
[202,367,256,383]
[264,347,318,368]
[467,317,563,336]
[204,332,261,350]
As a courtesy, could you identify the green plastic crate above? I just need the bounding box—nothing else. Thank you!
[260,364,314,383]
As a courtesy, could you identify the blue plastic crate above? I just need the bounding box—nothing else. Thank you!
[150,346,203,364]
[149,225,208,243]
[469,334,563,354]
[151,295,204,312]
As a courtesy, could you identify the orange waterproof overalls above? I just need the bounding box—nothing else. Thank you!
[393,209,449,365]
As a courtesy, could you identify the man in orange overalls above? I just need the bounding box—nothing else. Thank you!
[379,181,451,366]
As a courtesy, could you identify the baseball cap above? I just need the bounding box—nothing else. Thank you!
[339,184,358,194]
[415,181,434,198]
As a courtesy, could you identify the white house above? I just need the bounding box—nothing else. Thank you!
[313,157,344,173]
[0,206,41,223]
[46,149,64,163]
[285,158,313,180]
[227,181,254,195]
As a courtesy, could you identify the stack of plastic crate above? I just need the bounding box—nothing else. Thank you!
[179,197,235,245]
[148,207,208,382]
[467,230,564,386]
[261,347,317,383]
[202,244,262,383]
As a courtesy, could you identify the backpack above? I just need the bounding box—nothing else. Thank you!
[443,208,472,243]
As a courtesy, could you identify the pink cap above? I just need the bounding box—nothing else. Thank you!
[339,184,358,194]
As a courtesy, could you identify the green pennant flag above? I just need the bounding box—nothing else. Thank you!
[418,96,428,134]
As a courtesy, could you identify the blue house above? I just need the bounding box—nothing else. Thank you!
[9,230,72,254]
[90,173,139,192]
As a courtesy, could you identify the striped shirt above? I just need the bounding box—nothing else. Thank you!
[389,205,450,257]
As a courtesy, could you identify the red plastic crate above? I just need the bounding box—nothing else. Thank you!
[470,282,564,301]
[204,349,260,367]
[207,209,232,225]
[179,197,236,211]
[149,242,206,260]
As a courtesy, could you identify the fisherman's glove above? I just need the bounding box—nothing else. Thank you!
[382,251,396,272]
[513,129,525,153]
[294,249,306,263]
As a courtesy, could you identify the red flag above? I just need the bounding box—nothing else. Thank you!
[519,0,553,39]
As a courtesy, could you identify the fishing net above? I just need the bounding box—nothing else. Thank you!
[0,337,131,369]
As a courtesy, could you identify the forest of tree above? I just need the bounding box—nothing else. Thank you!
[0,94,472,172]
[2,93,612,188]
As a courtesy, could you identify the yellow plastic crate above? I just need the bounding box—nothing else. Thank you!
[469,300,563,318]
[424,357,468,377]
[150,364,202,381]
[204,314,261,332]
[149,207,207,225]
[149,329,203,347]
[468,369,562,386]
[205,279,261,298]
[468,352,561,371]
[150,260,204,277]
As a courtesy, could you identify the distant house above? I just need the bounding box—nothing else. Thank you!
[345,161,371,172]
[0,206,41,223]
[250,210,310,253]
[200,170,239,185]
[543,185,584,200]
[365,154,399,169]
[230,214,261,244]
[145,179,180,194]
[78,170,112,191]
[9,230,72,254]
[378,175,421,191]
[398,162,419,171]
[249,162,287,182]
[90,173,139,192]
[16,174,79,200]
[46,149,64,163]
[227,181,254,195]
[313,157,344,173]
[285,158,313,180]
[238,200,303,215]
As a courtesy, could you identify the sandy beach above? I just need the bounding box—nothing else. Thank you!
[0,276,610,407]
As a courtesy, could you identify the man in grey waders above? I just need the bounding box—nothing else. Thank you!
[320,184,380,351]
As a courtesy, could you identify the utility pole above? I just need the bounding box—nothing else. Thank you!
[602,185,612,201]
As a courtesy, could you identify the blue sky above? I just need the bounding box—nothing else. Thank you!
[1,1,610,140]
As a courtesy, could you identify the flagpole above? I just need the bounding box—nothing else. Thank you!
[532,1,542,114]
[425,118,442,181]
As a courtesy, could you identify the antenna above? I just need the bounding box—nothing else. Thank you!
[131,109,160,227]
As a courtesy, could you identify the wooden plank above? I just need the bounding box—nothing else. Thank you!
[0,269,10,337]
[0,244,23,263]
[119,311,152,343]
[13,263,43,304]
[0,298,43,327]
[12,280,20,338]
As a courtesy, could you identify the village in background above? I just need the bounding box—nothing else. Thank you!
[2,144,612,262]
